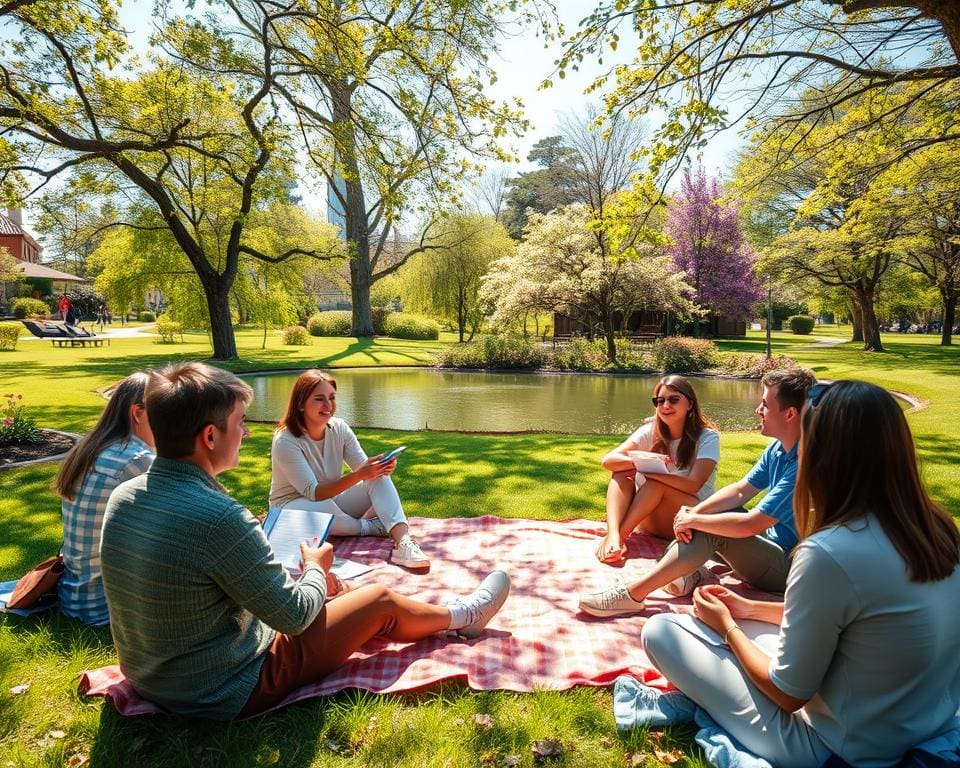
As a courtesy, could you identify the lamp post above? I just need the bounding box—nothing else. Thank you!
[766,276,773,360]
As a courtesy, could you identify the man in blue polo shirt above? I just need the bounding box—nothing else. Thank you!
[579,368,816,617]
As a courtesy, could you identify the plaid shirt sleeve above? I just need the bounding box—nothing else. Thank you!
[59,437,155,625]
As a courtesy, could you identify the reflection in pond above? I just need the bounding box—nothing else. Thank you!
[243,368,763,434]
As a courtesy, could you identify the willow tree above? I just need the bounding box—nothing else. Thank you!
[0,0,338,359]
[264,0,535,336]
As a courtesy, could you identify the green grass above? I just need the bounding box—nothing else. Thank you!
[0,325,957,767]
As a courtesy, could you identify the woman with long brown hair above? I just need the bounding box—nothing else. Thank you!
[638,380,960,766]
[595,375,719,563]
[55,371,155,625]
[269,369,429,571]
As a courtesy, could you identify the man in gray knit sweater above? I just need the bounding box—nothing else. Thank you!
[101,362,510,720]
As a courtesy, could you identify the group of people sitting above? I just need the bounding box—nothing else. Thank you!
[50,362,959,766]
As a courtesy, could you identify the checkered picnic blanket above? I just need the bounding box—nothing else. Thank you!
[79,516,763,717]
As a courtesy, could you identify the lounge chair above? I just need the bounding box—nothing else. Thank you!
[21,320,108,347]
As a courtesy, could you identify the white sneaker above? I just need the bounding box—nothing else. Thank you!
[392,536,430,570]
[663,566,708,597]
[578,580,646,617]
[452,570,511,639]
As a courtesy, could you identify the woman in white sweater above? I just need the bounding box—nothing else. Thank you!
[269,370,429,570]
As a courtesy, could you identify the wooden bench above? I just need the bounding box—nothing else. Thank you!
[50,337,109,347]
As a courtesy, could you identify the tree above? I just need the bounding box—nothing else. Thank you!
[883,144,960,345]
[481,205,695,359]
[666,166,763,333]
[400,213,512,342]
[263,0,533,336]
[0,1,338,359]
[502,136,580,239]
[560,1,960,191]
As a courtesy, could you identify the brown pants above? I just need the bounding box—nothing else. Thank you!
[239,584,450,717]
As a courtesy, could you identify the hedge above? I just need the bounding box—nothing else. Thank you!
[0,322,20,350]
[787,315,815,335]
[382,313,440,341]
[282,325,310,345]
[306,311,352,336]
[11,297,50,319]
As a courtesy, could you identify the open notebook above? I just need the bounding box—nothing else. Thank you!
[263,505,374,579]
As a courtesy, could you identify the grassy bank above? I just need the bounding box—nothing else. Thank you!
[0,325,957,767]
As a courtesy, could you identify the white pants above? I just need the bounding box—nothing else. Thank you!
[281,477,407,536]
[641,613,832,768]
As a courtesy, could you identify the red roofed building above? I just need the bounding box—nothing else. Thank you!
[0,208,42,264]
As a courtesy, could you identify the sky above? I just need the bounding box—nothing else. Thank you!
[16,1,748,232]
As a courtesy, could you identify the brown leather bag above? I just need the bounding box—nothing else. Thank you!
[7,554,64,609]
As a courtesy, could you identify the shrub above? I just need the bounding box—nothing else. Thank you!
[155,319,183,344]
[433,342,488,368]
[0,323,20,351]
[787,314,815,335]
[139,310,157,322]
[306,311,352,336]
[282,325,310,345]
[11,297,50,319]
[717,352,797,378]
[554,337,608,371]
[651,336,719,373]
[371,306,394,335]
[0,393,40,446]
[382,313,440,341]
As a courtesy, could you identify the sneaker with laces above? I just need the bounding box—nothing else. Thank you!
[392,536,430,570]
[451,570,511,639]
[663,566,708,597]
[578,580,646,617]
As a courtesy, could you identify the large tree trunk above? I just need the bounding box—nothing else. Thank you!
[942,290,957,346]
[855,286,884,352]
[332,85,375,337]
[204,277,238,360]
[849,300,864,343]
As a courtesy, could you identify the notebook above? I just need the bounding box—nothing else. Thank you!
[263,504,335,574]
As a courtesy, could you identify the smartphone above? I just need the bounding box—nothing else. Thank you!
[379,445,407,463]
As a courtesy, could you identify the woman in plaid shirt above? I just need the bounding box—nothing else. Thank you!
[55,372,155,625]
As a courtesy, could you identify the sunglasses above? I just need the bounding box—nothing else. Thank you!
[807,382,833,408]
[651,394,684,407]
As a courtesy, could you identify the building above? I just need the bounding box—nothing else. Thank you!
[0,209,85,289]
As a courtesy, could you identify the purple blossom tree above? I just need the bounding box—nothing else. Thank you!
[666,166,763,328]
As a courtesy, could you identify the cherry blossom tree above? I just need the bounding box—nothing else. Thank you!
[666,166,763,334]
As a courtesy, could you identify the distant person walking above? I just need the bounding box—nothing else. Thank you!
[59,293,72,324]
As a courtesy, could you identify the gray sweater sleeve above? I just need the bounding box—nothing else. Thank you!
[209,503,327,635]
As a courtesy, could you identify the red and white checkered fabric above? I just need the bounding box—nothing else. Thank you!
[79,516,765,717]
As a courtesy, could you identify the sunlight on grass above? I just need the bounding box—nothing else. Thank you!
[1,327,958,766]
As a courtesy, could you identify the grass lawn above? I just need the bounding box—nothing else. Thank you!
[0,325,957,767]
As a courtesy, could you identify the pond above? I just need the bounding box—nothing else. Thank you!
[243,368,763,435]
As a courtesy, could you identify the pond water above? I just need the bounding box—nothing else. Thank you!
[243,368,763,434]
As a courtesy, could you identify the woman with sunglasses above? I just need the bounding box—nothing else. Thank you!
[595,375,719,564]
[55,372,155,625]
[640,380,960,766]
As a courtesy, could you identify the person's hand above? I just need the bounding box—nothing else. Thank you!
[300,540,334,573]
[698,584,754,620]
[692,586,734,636]
[672,506,698,543]
[353,456,395,481]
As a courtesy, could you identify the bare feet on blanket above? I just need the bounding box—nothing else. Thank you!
[596,532,626,564]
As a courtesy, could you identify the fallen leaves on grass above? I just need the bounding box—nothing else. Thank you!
[9,683,29,695]
[531,739,563,760]
[653,747,683,765]
[475,713,495,731]
[66,754,89,768]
